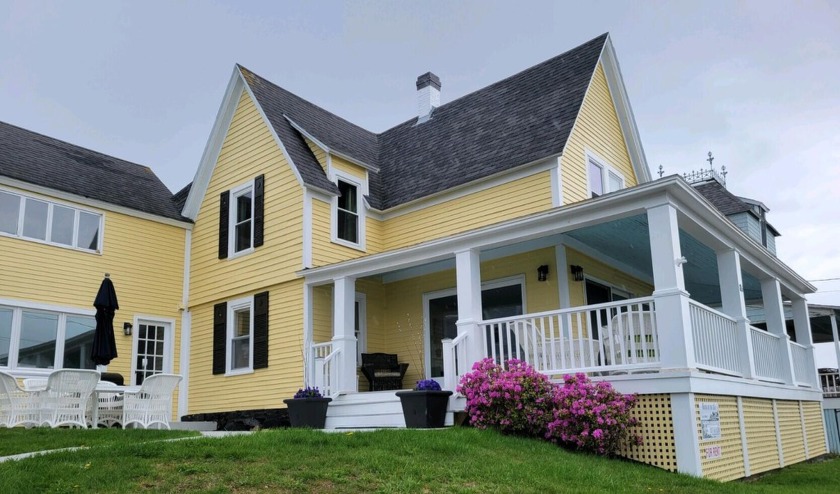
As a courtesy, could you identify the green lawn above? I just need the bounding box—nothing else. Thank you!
[0,427,836,493]
[0,428,198,457]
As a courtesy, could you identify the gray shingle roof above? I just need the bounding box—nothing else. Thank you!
[0,120,186,221]
[238,33,608,210]
[693,180,753,216]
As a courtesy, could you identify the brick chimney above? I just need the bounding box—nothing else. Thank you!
[416,72,441,122]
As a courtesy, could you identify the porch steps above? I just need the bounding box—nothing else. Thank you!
[325,390,463,429]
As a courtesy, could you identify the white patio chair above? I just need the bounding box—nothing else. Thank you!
[0,371,41,428]
[122,374,181,430]
[87,381,124,428]
[22,378,48,391]
[39,369,100,428]
[606,311,658,368]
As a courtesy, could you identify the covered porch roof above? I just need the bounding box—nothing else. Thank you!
[299,176,814,301]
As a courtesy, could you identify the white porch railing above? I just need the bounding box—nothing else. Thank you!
[820,370,840,398]
[688,301,741,377]
[310,342,340,397]
[749,326,786,383]
[789,341,812,387]
[477,298,659,376]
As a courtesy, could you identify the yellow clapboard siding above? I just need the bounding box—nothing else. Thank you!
[0,193,186,383]
[561,62,636,205]
[189,90,304,307]
[304,137,328,172]
[188,279,305,413]
[330,155,366,181]
[382,170,553,251]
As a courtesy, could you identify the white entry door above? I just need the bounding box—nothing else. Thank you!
[132,319,173,385]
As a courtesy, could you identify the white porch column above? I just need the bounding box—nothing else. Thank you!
[717,249,754,379]
[791,296,819,387]
[455,249,484,369]
[647,203,695,371]
[332,276,358,393]
[832,313,840,372]
[760,278,795,385]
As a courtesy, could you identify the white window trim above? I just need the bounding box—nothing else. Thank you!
[227,180,255,259]
[0,299,97,377]
[585,151,625,198]
[225,296,254,376]
[330,169,367,251]
[0,186,104,254]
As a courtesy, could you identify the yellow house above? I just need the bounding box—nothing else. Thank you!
[0,121,191,414]
[1,33,828,481]
[176,33,827,479]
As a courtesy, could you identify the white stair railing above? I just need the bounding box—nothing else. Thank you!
[820,370,840,397]
[442,331,470,392]
[310,342,341,397]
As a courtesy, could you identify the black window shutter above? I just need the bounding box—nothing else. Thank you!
[212,302,227,375]
[253,174,265,248]
[253,291,269,369]
[218,191,230,259]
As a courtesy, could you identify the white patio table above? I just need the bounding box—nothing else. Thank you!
[90,383,140,429]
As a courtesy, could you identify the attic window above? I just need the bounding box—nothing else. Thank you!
[587,154,624,198]
[331,170,366,251]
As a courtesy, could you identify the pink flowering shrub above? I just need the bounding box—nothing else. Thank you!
[458,361,641,456]
[546,373,641,455]
[457,358,555,437]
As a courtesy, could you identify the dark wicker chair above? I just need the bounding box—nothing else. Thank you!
[360,353,409,391]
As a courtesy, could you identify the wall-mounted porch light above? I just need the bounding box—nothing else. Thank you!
[123,322,133,336]
[537,265,549,282]
[570,265,584,282]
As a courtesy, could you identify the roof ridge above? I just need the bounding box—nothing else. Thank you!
[0,119,161,180]
[236,64,379,144]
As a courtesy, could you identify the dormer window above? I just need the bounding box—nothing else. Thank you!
[587,153,624,198]
[331,170,366,250]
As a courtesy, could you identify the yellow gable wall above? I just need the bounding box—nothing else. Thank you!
[0,187,186,383]
[189,90,304,307]
[561,62,636,204]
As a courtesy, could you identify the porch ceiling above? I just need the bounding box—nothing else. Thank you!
[566,214,763,306]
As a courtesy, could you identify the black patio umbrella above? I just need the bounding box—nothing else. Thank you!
[91,275,119,366]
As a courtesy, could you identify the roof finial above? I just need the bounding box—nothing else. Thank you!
[658,165,664,178]
[706,151,714,170]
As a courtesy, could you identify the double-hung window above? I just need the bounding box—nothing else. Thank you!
[228,297,253,373]
[331,171,365,250]
[587,154,625,198]
[218,175,264,259]
[0,189,102,252]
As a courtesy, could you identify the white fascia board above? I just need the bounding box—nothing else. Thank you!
[0,178,192,230]
[372,155,560,220]
[182,67,244,220]
[284,116,380,174]
[600,371,824,402]
[600,35,651,183]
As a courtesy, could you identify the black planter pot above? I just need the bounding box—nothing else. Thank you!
[283,397,332,428]
[395,390,453,428]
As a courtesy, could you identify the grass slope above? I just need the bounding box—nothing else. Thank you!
[0,428,836,493]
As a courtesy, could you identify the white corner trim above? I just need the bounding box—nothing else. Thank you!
[285,117,380,174]
[600,36,651,183]
[303,190,313,268]
[0,179,191,230]
[302,283,313,386]
[178,309,191,418]
[182,67,245,219]
[549,156,562,207]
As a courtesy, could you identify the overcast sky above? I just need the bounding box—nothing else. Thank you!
[2,1,838,361]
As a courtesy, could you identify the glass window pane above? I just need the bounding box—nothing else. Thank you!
[608,171,623,193]
[338,210,358,243]
[0,191,20,235]
[338,180,357,212]
[63,315,96,369]
[22,198,48,240]
[0,308,12,366]
[232,338,250,369]
[77,212,100,251]
[588,161,603,197]
[236,191,252,222]
[18,311,58,369]
[235,221,252,252]
[234,309,250,337]
[51,205,75,246]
